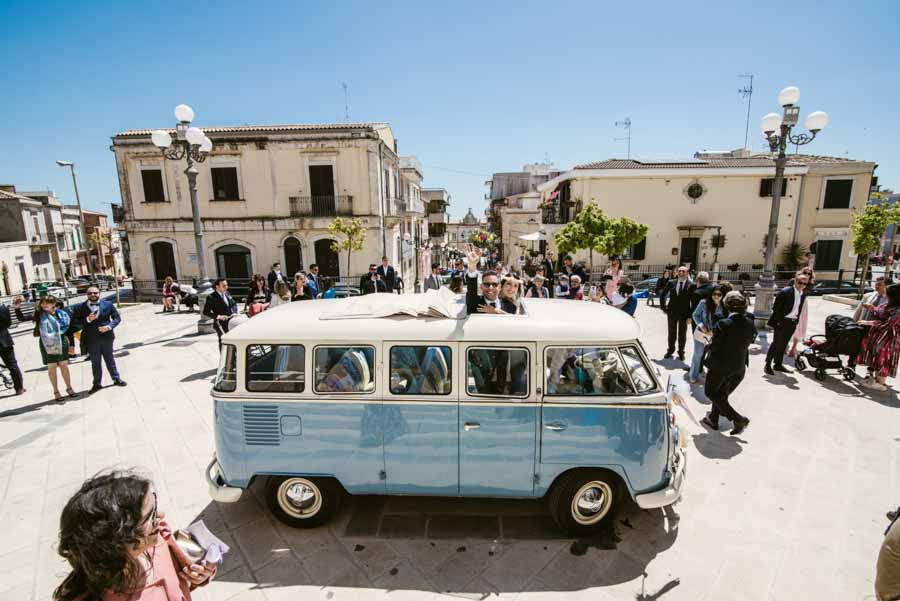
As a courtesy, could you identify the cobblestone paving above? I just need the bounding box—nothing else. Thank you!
[0,299,896,600]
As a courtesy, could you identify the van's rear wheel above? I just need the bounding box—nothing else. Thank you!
[549,470,621,536]
[265,476,341,528]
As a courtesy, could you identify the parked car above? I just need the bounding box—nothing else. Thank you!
[808,280,873,296]
[331,285,361,299]
[633,277,658,299]
[96,274,118,289]
[29,281,66,297]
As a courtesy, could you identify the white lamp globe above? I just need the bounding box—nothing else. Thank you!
[151,130,172,148]
[778,86,800,107]
[760,112,783,134]
[805,110,829,132]
[185,127,205,146]
[174,104,195,123]
[199,136,213,153]
[403,232,411,241]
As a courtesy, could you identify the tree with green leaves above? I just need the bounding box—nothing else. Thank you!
[850,197,900,296]
[328,217,366,277]
[554,202,648,273]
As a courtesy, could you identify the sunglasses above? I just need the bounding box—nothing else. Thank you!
[797,281,809,286]
[712,293,722,297]
[483,282,499,288]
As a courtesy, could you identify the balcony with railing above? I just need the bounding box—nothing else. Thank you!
[29,233,54,246]
[541,202,574,225]
[289,195,353,218]
[428,222,447,237]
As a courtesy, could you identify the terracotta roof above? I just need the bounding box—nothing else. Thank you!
[574,154,864,170]
[114,122,389,137]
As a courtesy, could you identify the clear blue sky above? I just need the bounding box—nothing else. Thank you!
[2,0,897,220]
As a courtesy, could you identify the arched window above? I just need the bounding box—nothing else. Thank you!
[215,244,252,281]
[150,241,177,284]
[283,237,303,277]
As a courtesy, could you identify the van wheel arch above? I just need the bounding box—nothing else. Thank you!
[544,468,629,536]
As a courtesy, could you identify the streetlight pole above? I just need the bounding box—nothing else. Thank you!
[56,161,95,278]
[754,86,829,328]
[151,104,216,334]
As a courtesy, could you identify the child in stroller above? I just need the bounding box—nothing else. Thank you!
[795,314,866,381]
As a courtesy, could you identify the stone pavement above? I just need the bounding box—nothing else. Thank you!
[0,299,897,601]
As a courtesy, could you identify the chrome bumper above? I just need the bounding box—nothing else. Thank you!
[635,447,687,509]
[205,456,243,503]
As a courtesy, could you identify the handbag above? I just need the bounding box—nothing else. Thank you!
[693,327,712,345]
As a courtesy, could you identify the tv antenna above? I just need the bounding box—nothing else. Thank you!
[738,73,754,149]
[614,117,632,158]
[342,82,350,122]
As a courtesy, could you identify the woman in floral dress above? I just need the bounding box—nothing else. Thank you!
[857,283,900,390]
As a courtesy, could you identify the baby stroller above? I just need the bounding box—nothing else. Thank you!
[795,314,866,382]
[173,283,199,312]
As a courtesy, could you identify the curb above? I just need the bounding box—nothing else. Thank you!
[821,294,859,306]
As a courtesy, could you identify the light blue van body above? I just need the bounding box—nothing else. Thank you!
[208,298,685,508]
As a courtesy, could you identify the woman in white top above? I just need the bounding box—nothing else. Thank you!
[604,258,624,299]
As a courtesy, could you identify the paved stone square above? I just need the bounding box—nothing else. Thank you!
[0,298,896,601]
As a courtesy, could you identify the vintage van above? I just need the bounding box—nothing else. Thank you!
[206,295,686,535]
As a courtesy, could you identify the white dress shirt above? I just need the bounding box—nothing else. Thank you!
[785,287,803,320]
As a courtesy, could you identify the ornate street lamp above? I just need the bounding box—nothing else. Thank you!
[151,104,216,334]
[754,86,828,328]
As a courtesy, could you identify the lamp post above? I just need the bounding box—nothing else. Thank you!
[754,86,829,328]
[150,104,216,334]
[55,160,95,278]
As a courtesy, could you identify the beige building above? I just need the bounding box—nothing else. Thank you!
[536,151,877,279]
[422,188,450,266]
[447,208,484,251]
[111,122,427,292]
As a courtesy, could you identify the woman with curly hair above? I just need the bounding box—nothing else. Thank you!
[54,471,215,601]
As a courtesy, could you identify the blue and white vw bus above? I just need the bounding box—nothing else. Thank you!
[206,295,686,535]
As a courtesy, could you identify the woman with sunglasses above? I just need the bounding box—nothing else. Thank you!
[688,284,726,383]
[788,267,815,358]
[480,275,521,314]
[54,471,216,601]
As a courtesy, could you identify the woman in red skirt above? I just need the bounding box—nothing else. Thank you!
[857,284,900,391]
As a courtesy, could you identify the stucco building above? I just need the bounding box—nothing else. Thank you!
[111,122,427,292]
[447,208,484,252]
[536,150,877,279]
[422,188,450,266]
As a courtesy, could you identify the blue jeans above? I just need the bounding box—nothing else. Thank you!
[688,338,706,381]
[90,336,121,386]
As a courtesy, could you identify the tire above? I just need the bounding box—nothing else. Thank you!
[265,475,342,529]
[794,357,806,371]
[815,369,826,381]
[548,470,621,536]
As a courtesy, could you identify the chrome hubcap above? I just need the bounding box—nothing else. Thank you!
[277,478,322,519]
[571,481,613,525]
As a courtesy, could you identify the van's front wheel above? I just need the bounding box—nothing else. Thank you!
[549,470,620,536]
[265,476,341,528]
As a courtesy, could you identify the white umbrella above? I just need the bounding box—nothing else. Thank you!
[518,231,546,241]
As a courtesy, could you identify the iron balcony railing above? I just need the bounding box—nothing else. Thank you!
[289,195,353,218]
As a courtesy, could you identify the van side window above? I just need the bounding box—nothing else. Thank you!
[390,346,452,395]
[620,346,659,393]
[314,346,375,393]
[246,344,305,392]
[545,347,634,395]
[466,347,529,397]
[214,344,237,392]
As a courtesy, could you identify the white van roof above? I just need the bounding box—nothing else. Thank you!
[222,295,642,344]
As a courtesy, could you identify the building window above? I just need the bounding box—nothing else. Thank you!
[812,239,842,270]
[822,179,853,209]
[211,167,241,201]
[141,169,166,203]
[622,238,646,260]
[759,178,788,197]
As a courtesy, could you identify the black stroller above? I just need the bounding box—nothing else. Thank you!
[795,314,866,381]
[173,283,199,312]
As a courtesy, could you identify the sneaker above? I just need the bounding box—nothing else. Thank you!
[730,417,750,436]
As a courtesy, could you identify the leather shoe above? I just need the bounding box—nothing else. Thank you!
[700,415,719,431]
[89,384,102,394]
[677,353,685,361]
[764,364,774,376]
[773,365,792,373]
[730,417,750,436]
[663,352,673,359]
[113,380,127,387]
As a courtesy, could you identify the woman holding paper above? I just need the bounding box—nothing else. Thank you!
[687,284,725,383]
[54,471,221,601]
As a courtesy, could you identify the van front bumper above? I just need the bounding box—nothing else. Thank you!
[206,456,244,503]
[635,448,686,509]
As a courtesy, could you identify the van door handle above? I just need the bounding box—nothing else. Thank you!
[544,422,567,431]
[463,422,481,431]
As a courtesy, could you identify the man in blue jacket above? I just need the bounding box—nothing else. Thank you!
[72,286,125,393]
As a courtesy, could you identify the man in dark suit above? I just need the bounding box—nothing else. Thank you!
[663,266,694,360]
[764,272,810,375]
[701,291,756,435]
[424,263,443,291]
[561,256,588,284]
[203,278,238,348]
[360,265,387,295]
[306,264,320,298]
[73,286,125,393]
[266,262,286,292]
[464,247,515,314]
[0,303,25,395]
[376,256,396,291]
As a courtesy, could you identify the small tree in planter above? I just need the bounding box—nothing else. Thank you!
[554,202,648,274]
[328,217,366,277]
[851,199,900,296]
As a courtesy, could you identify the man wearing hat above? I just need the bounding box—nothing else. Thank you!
[701,291,756,435]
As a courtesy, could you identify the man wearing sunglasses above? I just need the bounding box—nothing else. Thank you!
[72,286,125,393]
[663,266,695,361]
[765,272,810,375]
[465,245,506,314]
